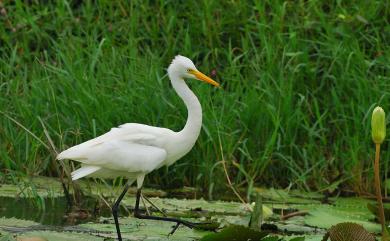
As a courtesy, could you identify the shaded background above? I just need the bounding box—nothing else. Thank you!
[1,0,389,198]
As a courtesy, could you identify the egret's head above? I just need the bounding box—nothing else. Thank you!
[168,55,219,87]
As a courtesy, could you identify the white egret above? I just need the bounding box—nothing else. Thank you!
[57,55,219,240]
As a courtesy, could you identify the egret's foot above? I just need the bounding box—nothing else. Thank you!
[168,220,215,235]
[168,222,181,236]
[168,220,197,235]
[134,188,216,236]
[192,221,220,231]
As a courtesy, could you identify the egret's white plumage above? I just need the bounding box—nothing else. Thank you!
[57,55,219,190]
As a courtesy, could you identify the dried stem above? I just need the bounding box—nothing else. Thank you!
[221,159,247,205]
[142,195,167,217]
[141,193,151,216]
[281,211,309,220]
[217,133,247,206]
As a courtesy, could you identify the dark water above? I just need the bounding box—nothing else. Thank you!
[0,196,109,225]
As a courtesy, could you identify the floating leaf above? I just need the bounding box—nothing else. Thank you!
[304,199,380,233]
[289,237,305,241]
[260,236,280,241]
[16,237,47,241]
[199,225,268,241]
[194,221,220,231]
[367,202,390,220]
[383,226,390,241]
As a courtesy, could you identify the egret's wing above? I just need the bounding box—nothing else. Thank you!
[58,134,167,173]
[79,141,167,172]
[58,132,160,158]
[57,122,172,173]
[58,123,171,157]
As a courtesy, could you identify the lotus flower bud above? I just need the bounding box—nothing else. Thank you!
[371,106,386,144]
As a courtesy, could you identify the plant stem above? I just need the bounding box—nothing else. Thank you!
[374,143,386,231]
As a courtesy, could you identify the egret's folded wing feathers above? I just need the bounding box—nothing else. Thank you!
[57,131,160,161]
[75,141,167,173]
[57,122,173,175]
[58,133,167,174]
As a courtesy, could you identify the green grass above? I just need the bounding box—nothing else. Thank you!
[1,0,389,198]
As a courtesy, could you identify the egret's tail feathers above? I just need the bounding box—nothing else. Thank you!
[71,166,101,181]
[56,151,66,160]
[57,149,86,161]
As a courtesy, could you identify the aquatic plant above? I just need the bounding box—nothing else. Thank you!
[371,106,388,238]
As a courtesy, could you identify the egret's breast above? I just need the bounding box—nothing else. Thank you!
[163,135,197,167]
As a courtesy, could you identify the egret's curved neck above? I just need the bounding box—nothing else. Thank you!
[170,73,202,141]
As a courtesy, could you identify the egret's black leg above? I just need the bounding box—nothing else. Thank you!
[133,188,201,235]
[112,184,130,241]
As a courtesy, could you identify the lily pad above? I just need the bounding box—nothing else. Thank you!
[277,216,324,234]
[199,225,268,241]
[0,217,38,227]
[14,231,103,241]
[122,197,251,216]
[0,217,106,241]
[304,206,380,233]
[260,236,280,241]
[253,188,323,205]
[15,237,47,241]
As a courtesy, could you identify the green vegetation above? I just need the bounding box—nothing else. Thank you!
[1,1,389,197]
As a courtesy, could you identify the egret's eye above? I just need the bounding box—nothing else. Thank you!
[187,69,192,72]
